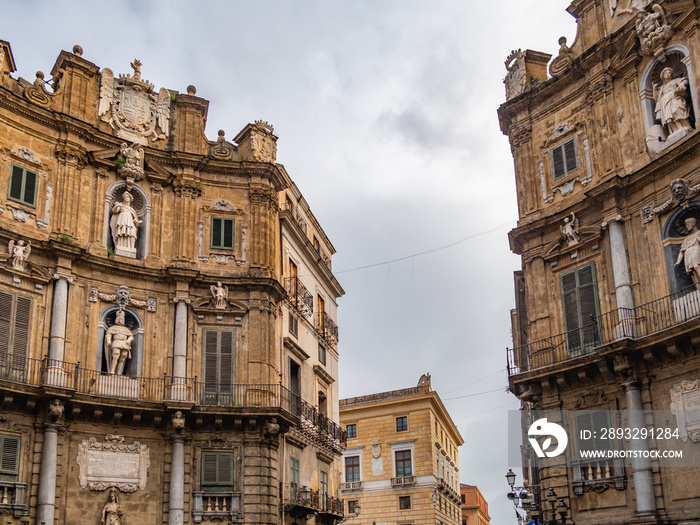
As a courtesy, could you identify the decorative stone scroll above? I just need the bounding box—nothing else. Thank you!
[671,380,700,442]
[642,178,700,224]
[77,435,150,492]
[89,285,156,313]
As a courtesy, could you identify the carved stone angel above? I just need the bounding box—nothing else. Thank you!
[210,282,229,309]
[8,239,31,270]
[117,142,145,183]
[560,213,581,246]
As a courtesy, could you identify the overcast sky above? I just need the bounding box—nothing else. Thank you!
[3,2,578,523]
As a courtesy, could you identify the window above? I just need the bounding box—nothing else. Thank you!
[396,416,408,432]
[399,495,411,510]
[318,344,326,365]
[461,494,466,504]
[211,217,234,250]
[288,312,298,337]
[395,450,412,477]
[320,470,328,511]
[290,457,300,485]
[313,236,320,253]
[288,259,298,305]
[318,390,327,416]
[551,138,578,180]
[561,264,601,357]
[202,330,235,404]
[346,424,357,438]
[8,165,38,207]
[348,500,358,514]
[0,291,31,379]
[345,456,360,483]
[317,295,325,333]
[201,452,234,491]
[576,410,613,453]
[0,434,20,476]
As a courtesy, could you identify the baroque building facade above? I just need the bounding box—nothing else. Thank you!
[338,376,463,525]
[500,1,700,524]
[0,40,345,525]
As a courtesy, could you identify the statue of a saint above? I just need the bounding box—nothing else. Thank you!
[105,309,134,375]
[8,239,31,270]
[110,191,142,257]
[210,281,229,309]
[675,217,700,286]
[654,67,691,136]
[560,213,581,246]
[102,487,123,525]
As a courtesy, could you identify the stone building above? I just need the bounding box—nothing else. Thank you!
[338,375,463,525]
[500,1,700,524]
[459,485,490,525]
[0,40,345,525]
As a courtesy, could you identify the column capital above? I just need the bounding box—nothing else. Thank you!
[601,213,623,229]
[52,271,73,283]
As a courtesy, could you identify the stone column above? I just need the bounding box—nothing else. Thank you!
[606,217,635,337]
[169,434,185,525]
[36,423,59,524]
[171,298,188,400]
[624,380,656,515]
[48,268,72,387]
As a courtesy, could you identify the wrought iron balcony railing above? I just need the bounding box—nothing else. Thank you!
[298,397,347,453]
[507,285,700,377]
[316,311,339,347]
[285,277,314,318]
[281,484,344,520]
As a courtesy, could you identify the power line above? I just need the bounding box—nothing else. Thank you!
[442,387,505,401]
[443,368,506,394]
[334,220,515,275]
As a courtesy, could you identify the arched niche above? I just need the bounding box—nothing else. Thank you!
[96,306,144,377]
[640,46,698,154]
[103,182,151,259]
[663,200,700,295]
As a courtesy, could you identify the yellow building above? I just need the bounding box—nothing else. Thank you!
[459,485,490,525]
[339,375,463,525]
[0,39,345,524]
[500,1,700,524]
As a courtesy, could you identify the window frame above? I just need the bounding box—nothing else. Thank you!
[550,137,579,181]
[290,456,300,485]
[345,455,361,483]
[202,329,236,403]
[318,343,326,365]
[7,164,38,208]
[201,451,234,491]
[394,449,412,477]
[396,416,408,432]
[0,434,20,476]
[399,495,411,510]
[210,216,235,251]
[346,424,357,439]
[560,263,601,357]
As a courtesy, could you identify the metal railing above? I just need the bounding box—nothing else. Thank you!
[316,312,339,346]
[284,277,314,318]
[281,484,344,518]
[507,285,700,376]
[297,397,347,452]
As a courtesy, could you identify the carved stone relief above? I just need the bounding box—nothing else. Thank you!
[636,4,673,61]
[88,285,156,313]
[248,121,277,162]
[7,239,31,270]
[549,37,574,77]
[77,435,150,492]
[560,213,581,247]
[670,380,700,442]
[642,178,700,224]
[210,282,229,309]
[504,49,527,101]
[116,142,145,187]
[209,130,236,160]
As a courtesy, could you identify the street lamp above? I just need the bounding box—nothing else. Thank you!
[339,502,361,523]
[504,470,572,525]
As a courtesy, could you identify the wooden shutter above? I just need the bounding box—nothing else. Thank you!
[12,296,30,373]
[219,331,233,394]
[564,139,577,173]
[211,218,222,247]
[0,292,12,357]
[0,435,20,475]
[203,330,235,399]
[576,410,612,452]
[8,166,24,201]
[23,170,37,205]
[561,264,600,356]
[223,219,233,248]
[204,330,219,395]
[552,146,565,180]
[202,452,233,488]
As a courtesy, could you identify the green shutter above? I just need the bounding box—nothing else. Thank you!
[23,170,37,206]
[552,146,565,180]
[220,331,234,394]
[0,435,20,475]
[561,264,600,357]
[204,330,219,395]
[8,166,23,201]
[564,139,577,173]
[202,452,234,488]
[203,330,235,402]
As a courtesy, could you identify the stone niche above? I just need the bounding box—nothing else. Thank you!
[77,435,150,492]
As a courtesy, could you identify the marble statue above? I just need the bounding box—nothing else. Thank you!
[675,217,700,286]
[102,487,123,525]
[117,142,145,184]
[210,282,229,309]
[8,239,31,270]
[560,213,581,246]
[654,67,691,136]
[110,191,141,257]
[105,309,134,375]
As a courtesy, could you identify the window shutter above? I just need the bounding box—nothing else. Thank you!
[204,331,219,393]
[562,265,600,356]
[564,140,577,173]
[0,292,12,355]
[212,218,222,247]
[9,166,23,201]
[202,452,219,484]
[219,331,234,394]
[552,146,565,180]
[223,219,233,248]
[592,410,612,451]
[23,170,37,205]
[217,453,233,484]
[576,413,595,452]
[0,435,20,475]
[12,296,30,372]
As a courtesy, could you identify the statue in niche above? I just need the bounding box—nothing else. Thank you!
[105,308,134,375]
[210,281,229,309]
[560,213,581,246]
[654,67,691,136]
[675,217,700,287]
[8,239,31,270]
[110,191,141,258]
[102,487,123,525]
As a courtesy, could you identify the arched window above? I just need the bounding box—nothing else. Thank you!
[640,47,698,154]
[103,182,151,259]
[663,201,700,295]
[96,306,144,377]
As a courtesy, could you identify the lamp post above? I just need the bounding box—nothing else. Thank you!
[339,502,361,523]
[504,470,572,525]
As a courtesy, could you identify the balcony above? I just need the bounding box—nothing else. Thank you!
[282,201,308,235]
[316,312,339,347]
[285,276,314,318]
[571,458,626,495]
[437,478,460,503]
[340,481,363,491]
[192,491,241,523]
[298,398,347,453]
[391,476,416,487]
[0,481,27,517]
[282,484,344,523]
[507,285,700,377]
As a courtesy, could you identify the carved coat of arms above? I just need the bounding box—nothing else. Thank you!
[98,59,171,145]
